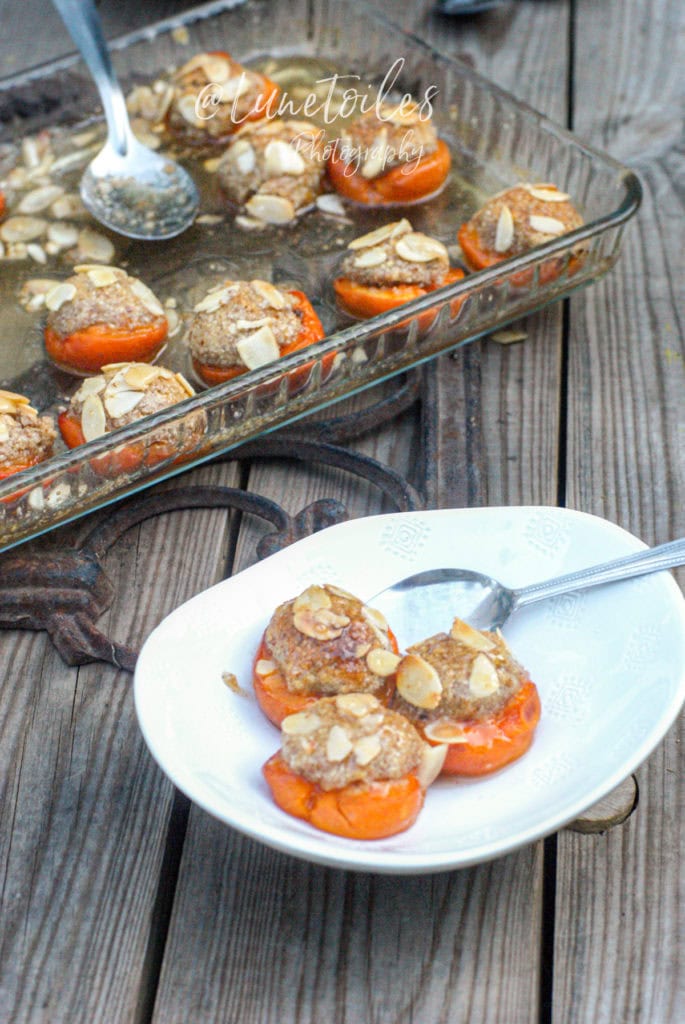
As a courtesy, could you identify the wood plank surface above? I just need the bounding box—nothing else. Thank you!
[554,1,685,1022]
[0,460,243,1023]
[0,1,682,1023]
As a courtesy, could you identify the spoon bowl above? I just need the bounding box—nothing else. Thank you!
[370,536,685,645]
[82,137,199,240]
[52,0,198,240]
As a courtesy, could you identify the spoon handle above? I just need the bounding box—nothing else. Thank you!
[51,0,131,156]
[512,536,685,611]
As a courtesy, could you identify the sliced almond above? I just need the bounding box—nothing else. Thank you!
[416,742,448,788]
[395,232,448,264]
[468,653,500,697]
[360,129,389,179]
[51,194,87,219]
[76,229,115,264]
[282,711,322,736]
[366,648,401,677]
[245,193,296,225]
[255,658,277,676]
[0,389,31,405]
[250,279,287,310]
[353,246,387,268]
[123,363,161,389]
[129,278,165,317]
[223,74,251,102]
[27,243,47,264]
[0,421,10,442]
[293,584,332,613]
[423,719,469,745]
[200,54,231,83]
[87,266,119,287]
[450,617,496,652]
[494,204,514,253]
[236,324,280,370]
[347,219,410,250]
[529,214,566,235]
[5,242,28,261]
[80,393,107,441]
[325,585,357,601]
[47,222,80,249]
[293,608,350,641]
[525,185,570,202]
[18,185,64,214]
[0,216,47,244]
[353,733,382,766]
[334,693,380,717]
[74,375,106,401]
[51,148,97,174]
[326,724,353,762]
[264,139,306,177]
[104,388,145,419]
[174,373,195,398]
[396,653,443,710]
[229,139,256,176]
[44,281,77,312]
[362,605,389,634]
[193,286,234,314]
[21,136,43,169]
[176,93,202,127]
[315,194,347,217]
[354,642,372,659]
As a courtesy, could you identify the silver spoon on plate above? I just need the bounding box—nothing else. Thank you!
[51,0,198,240]
[371,536,685,646]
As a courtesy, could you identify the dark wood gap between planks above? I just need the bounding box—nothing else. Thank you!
[132,459,251,1024]
[540,6,577,1021]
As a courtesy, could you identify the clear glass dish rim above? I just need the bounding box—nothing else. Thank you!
[0,0,643,511]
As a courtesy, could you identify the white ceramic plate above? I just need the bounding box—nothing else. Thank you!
[134,507,685,874]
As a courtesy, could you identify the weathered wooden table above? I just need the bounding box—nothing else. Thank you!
[1,1,683,1021]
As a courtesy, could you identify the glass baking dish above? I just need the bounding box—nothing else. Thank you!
[0,0,641,552]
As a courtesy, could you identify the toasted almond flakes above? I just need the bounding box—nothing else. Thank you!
[282,711,322,736]
[450,617,495,652]
[396,653,443,710]
[366,648,401,677]
[353,246,387,268]
[494,204,514,253]
[353,734,381,766]
[468,653,500,697]
[348,220,410,250]
[244,193,296,225]
[326,724,353,762]
[335,693,380,716]
[416,742,448,787]
[80,394,107,441]
[395,233,448,264]
[45,282,77,312]
[529,214,565,235]
[293,585,332,613]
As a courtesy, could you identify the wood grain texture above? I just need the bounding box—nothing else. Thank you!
[556,0,685,1022]
[0,460,241,1023]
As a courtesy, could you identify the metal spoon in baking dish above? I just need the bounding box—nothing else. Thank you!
[371,537,685,644]
[51,0,198,240]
